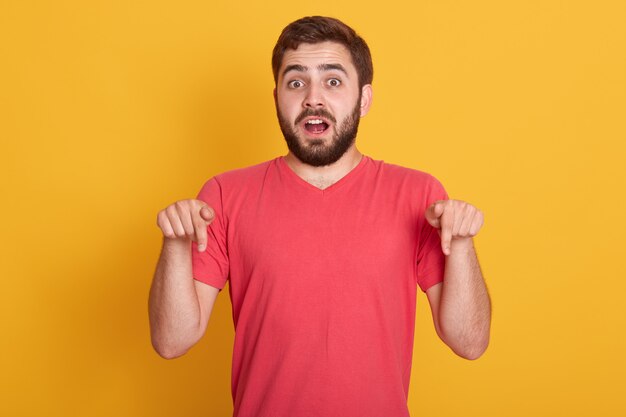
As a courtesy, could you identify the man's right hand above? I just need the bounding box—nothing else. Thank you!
[157,200,215,252]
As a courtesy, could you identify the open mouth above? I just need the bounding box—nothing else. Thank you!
[303,118,330,134]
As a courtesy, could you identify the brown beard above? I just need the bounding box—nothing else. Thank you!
[277,97,361,167]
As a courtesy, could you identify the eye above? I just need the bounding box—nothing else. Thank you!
[288,80,304,88]
[327,78,341,87]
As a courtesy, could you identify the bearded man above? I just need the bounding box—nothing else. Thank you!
[149,15,491,417]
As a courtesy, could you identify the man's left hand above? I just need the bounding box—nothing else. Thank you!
[425,200,484,255]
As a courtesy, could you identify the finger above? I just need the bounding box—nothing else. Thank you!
[425,201,445,228]
[166,205,186,237]
[157,211,176,238]
[458,205,476,237]
[469,210,484,236]
[440,202,454,255]
[175,202,196,238]
[200,205,215,224]
[194,217,209,252]
[451,203,466,236]
[424,204,438,228]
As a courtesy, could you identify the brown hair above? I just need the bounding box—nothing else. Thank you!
[272,16,373,89]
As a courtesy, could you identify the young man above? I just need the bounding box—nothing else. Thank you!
[149,16,491,417]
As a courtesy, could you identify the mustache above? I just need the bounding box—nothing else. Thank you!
[294,108,337,125]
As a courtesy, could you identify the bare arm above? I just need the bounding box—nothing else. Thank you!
[423,200,491,360]
[148,200,219,359]
[426,238,491,360]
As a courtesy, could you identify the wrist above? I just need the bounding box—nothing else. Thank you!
[449,237,474,253]
[162,236,192,253]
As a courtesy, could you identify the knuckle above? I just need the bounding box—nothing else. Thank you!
[166,205,177,216]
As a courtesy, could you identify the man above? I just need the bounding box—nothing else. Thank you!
[149,16,491,417]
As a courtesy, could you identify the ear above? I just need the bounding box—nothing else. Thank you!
[273,87,277,106]
[359,84,373,117]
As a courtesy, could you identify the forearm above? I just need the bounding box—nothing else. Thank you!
[149,238,203,358]
[438,238,491,359]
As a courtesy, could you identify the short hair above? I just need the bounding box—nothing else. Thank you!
[272,16,373,89]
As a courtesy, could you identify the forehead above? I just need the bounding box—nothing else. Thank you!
[279,41,356,75]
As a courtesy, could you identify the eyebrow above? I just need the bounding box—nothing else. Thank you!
[282,63,349,78]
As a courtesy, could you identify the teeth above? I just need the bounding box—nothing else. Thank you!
[306,119,324,125]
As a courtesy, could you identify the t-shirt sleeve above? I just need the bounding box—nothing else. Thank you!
[191,177,229,291]
[416,175,449,292]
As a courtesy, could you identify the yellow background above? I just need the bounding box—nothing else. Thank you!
[1,0,625,416]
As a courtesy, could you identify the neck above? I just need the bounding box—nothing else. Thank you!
[284,146,363,190]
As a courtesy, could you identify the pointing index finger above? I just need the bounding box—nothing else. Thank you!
[440,202,454,255]
[195,207,210,252]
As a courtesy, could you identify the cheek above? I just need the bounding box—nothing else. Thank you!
[278,98,301,120]
[328,92,358,111]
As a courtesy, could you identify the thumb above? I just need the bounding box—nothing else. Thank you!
[425,201,445,229]
[199,205,215,223]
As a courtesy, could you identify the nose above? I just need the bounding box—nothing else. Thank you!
[303,83,325,108]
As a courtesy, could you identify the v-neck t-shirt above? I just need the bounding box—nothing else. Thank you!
[192,155,448,417]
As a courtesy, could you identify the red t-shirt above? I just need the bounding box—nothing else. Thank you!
[192,155,448,417]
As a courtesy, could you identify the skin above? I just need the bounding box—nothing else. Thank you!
[149,201,218,358]
[149,41,491,360]
[274,41,372,188]
[425,200,491,359]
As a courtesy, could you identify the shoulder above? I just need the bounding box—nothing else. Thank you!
[213,158,278,187]
[364,157,448,205]
[196,158,278,202]
[368,157,444,189]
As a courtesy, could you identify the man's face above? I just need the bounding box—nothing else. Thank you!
[274,41,371,167]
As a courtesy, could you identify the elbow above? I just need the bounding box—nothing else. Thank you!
[457,343,488,360]
[438,324,490,360]
[154,345,188,360]
[453,333,490,361]
[149,318,204,359]
[151,335,193,360]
